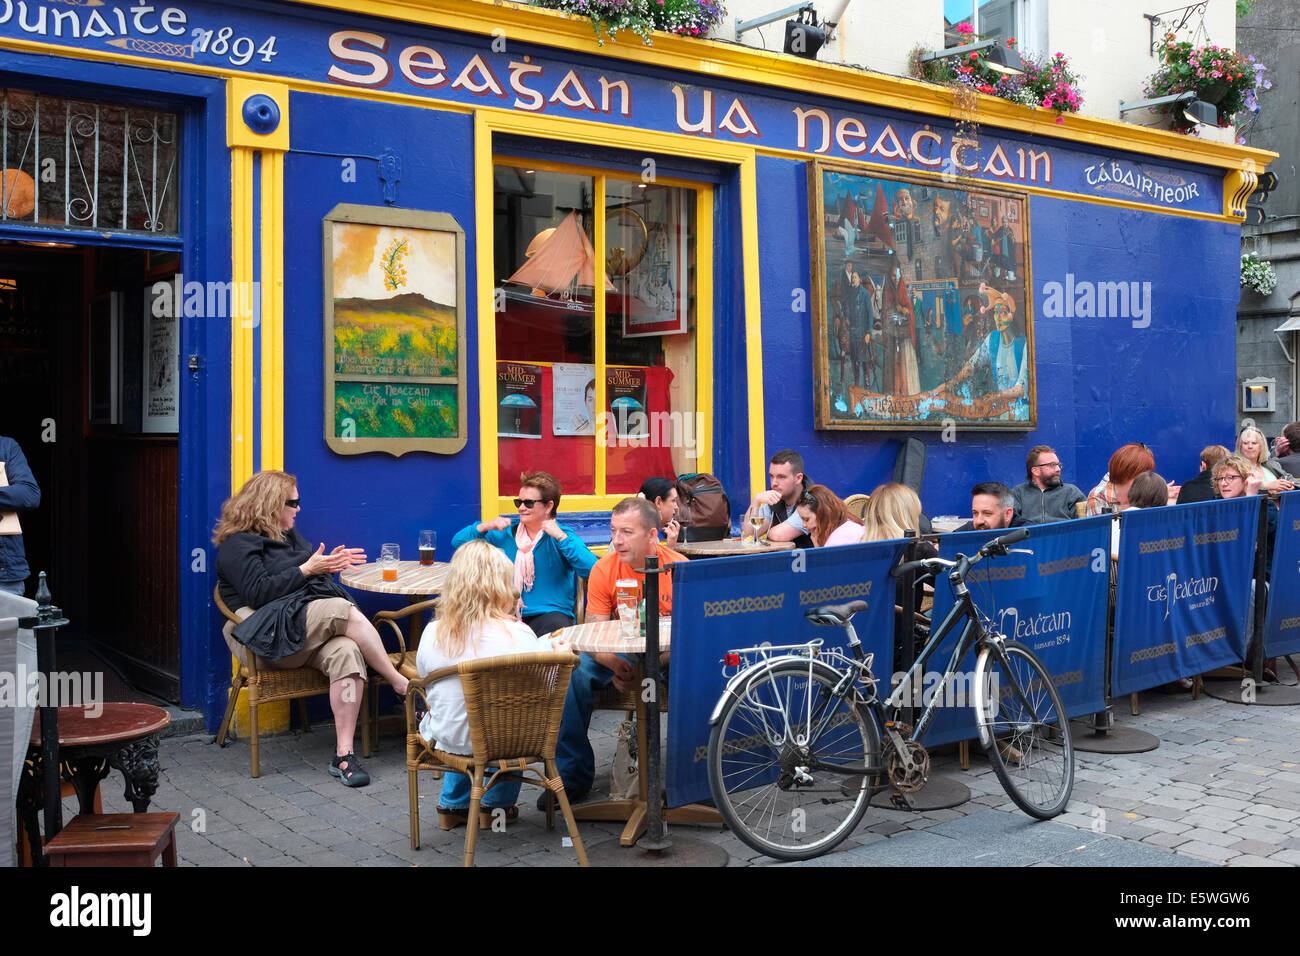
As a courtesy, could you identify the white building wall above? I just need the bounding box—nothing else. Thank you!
[721,0,1239,131]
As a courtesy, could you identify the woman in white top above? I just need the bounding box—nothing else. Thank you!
[796,484,864,547]
[415,539,556,829]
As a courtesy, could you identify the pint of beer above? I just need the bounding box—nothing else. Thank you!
[380,542,400,581]
[615,579,639,640]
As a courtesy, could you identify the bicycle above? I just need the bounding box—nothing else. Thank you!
[705,527,1074,861]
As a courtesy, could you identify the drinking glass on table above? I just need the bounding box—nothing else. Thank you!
[747,513,765,545]
[380,542,400,581]
[418,530,437,565]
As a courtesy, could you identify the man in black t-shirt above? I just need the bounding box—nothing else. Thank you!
[742,449,814,550]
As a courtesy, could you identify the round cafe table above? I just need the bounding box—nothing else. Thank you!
[672,537,794,559]
[340,559,451,649]
[18,702,171,865]
[552,618,723,854]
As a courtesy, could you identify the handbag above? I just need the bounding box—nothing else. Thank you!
[609,717,639,801]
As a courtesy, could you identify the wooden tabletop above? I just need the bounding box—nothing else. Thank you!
[339,560,451,596]
[672,538,795,558]
[551,618,672,654]
[31,702,170,747]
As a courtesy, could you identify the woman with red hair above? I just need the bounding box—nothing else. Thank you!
[1085,443,1156,516]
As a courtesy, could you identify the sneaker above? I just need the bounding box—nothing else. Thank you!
[535,785,589,812]
[329,752,371,788]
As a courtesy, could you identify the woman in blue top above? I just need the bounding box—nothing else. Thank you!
[451,470,597,636]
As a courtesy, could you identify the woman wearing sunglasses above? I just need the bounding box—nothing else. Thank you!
[451,470,597,637]
[214,470,411,788]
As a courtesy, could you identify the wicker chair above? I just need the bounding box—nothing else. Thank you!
[406,651,588,866]
[844,494,870,520]
[366,599,433,751]
[212,586,370,777]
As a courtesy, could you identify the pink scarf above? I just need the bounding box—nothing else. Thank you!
[514,523,544,594]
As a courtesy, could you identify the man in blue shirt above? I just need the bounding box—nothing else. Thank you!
[0,435,40,596]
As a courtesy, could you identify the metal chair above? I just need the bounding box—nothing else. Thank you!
[212,586,370,777]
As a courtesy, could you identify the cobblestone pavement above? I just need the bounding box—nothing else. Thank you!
[81,683,1300,867]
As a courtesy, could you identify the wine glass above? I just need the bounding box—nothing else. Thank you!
[748,514,765,546]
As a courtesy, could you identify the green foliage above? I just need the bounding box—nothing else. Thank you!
[528,0,726,45]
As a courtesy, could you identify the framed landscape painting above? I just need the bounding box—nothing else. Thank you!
[323,205,467,456]
[808,161,1036,431]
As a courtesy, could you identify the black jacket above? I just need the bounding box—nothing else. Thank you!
[217,527,351,661]
[1176,470,1216,505]
[0,436,41,585]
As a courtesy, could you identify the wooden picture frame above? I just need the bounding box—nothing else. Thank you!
[809,160,1036,431]
[323,204,468,456]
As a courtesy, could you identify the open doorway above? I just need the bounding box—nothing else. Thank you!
[0,242,180,701]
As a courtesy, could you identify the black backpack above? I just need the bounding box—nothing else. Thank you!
[675,473,731,542]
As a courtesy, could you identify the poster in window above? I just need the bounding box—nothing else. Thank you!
[606,366,649,438]
[553,363,596,436]
[808,161,1035,431]
[616,190,690,338]
[498,362,543,439]
[142,288,179,433]
[323,205,467,456]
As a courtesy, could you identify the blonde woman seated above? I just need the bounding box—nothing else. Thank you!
[1236,426,1295,496]
[795,484,863,546]
[415,539,560,829]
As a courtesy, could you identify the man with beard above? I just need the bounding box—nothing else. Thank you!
[1011,445,1085,523]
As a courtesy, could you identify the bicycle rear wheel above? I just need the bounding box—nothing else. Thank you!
[707,659,881,861]
[974,640,1074,819]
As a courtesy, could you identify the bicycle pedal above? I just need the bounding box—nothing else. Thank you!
[888,789,915,812]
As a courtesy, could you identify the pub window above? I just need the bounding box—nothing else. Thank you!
[0,88,181,236]
[493,159,704,508]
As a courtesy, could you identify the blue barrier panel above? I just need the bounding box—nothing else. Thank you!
[1112,497,1259,696]
[666,539,903,809]
[922,518,1110,748]
[1264,492,1300,658]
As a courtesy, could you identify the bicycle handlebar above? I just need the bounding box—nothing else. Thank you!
[891,527,1031,580]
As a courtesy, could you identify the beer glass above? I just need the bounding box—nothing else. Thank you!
[418,530,436,566]
[380,542,400,581]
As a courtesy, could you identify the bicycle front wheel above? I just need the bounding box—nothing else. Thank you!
[974,640,1074,819]
[707,660,881,861]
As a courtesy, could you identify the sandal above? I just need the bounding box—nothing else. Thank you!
[329,752,371,788]
[437,805,469,830]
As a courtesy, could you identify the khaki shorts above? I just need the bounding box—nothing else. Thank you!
[225,597,365,684]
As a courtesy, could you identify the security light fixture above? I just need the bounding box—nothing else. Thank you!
[735,3,836,61]
[918,39,1026,76]
[1118,91,1218,128]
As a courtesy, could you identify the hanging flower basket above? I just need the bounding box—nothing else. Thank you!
[1144,32,1270,132]
[1241,253,1277,296]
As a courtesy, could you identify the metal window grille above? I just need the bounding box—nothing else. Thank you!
[0,88,180,236]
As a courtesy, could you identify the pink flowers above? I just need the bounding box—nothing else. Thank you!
[955,22,974,34]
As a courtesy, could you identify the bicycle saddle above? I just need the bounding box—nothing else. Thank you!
[803,600,868,626]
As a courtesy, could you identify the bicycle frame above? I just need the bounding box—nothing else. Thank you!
[881,579,988,743]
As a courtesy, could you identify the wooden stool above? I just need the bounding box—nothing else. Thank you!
[44,812,180,867]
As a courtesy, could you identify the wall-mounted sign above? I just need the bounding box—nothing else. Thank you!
[323,204,467,456]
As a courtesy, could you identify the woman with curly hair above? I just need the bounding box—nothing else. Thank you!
[414,539,563,829]
[214,470,411,788]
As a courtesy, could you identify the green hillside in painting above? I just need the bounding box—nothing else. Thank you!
[333,292,457,378]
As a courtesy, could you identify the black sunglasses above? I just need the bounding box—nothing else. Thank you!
[285,498,301,508]
[800,492,818,506]
[514,497,546,509]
